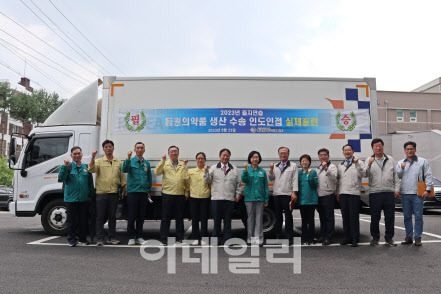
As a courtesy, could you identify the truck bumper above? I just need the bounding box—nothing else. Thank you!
[9,201,16,216]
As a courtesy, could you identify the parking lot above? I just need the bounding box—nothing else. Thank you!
[1,208,441,293]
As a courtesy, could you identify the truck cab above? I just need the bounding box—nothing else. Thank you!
[9,125,99,235]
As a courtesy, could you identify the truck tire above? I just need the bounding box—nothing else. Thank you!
[263,207,276,236]
[41,198,68,236]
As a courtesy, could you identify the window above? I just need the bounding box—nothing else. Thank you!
[396,110,404,122]
[12,125,19,133]
[410,110,417,122]
[25,137,69,168]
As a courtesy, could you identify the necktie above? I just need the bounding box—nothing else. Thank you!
[281,163,285,172]
[346,160,350,167]
[223,165,227,175]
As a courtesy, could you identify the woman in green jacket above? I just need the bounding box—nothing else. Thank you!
[241,151,269,246]
[298,154,319,245]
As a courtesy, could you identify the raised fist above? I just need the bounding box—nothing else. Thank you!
[401,162,406,170]
[161,154,166,161]
[243,163,248,170]
[204,165,209,171]
[308,168,312,174]
[270,162,275,169]
[368,157,375,166]
[92,150,98,158]
[64,158,70,166]
[184,159,188,166]
[127,151,132,160]
[353,157,359,164]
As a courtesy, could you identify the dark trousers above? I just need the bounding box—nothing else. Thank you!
[211,200,234,243]
[317,194,335,240]
[160,194,185,241]
[369,192,395,240]
[95,193,119,241]
[273,195,294,239]
[88,199,96,241]
[127,192,147,239]
[190,197,210,240]
[339,194,360,242]
[300,205,315,243]
[65,201,89,244]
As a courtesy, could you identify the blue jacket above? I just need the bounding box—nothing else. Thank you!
[397,156,433,194]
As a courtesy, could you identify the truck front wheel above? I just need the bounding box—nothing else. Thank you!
[41,199,67,236]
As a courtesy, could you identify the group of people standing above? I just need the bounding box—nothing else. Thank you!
[59,138,433,248]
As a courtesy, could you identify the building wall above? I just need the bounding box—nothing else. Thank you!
[377,91,441,134]
[0,111,31,157]
[1,80,34,157]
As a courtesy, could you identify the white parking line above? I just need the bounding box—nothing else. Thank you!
[336,213,441,240]
[27,239,441,248]
[27,236,60,245]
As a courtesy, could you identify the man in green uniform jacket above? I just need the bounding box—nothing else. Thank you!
[122,142,152,245]
[58,146,95,247]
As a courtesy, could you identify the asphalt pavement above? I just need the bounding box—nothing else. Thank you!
[1,208,441,294]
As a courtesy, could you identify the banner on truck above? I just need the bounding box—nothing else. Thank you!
[112,108,371,134]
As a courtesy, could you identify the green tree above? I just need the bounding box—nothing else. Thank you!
[0,82,13,154]
[32,90,65,124]
[8,91,36,124]
[0,81,12,111]
[8,92,35,146]
[8,89,65,125]
[0,157,14,187]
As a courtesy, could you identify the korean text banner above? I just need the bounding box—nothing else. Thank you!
[112,108,371,134]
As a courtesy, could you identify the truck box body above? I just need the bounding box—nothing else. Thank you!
[103,77,377,161]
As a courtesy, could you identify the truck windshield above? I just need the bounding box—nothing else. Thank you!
[25,137,69,168]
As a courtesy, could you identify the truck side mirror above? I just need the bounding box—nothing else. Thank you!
[9,137,16,158]
[9,138,16,165]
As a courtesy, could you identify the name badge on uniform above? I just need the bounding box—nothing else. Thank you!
[83,169,87,172]
[259,172,262,175]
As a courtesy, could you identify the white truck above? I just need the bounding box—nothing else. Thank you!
[8,76,378,235]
